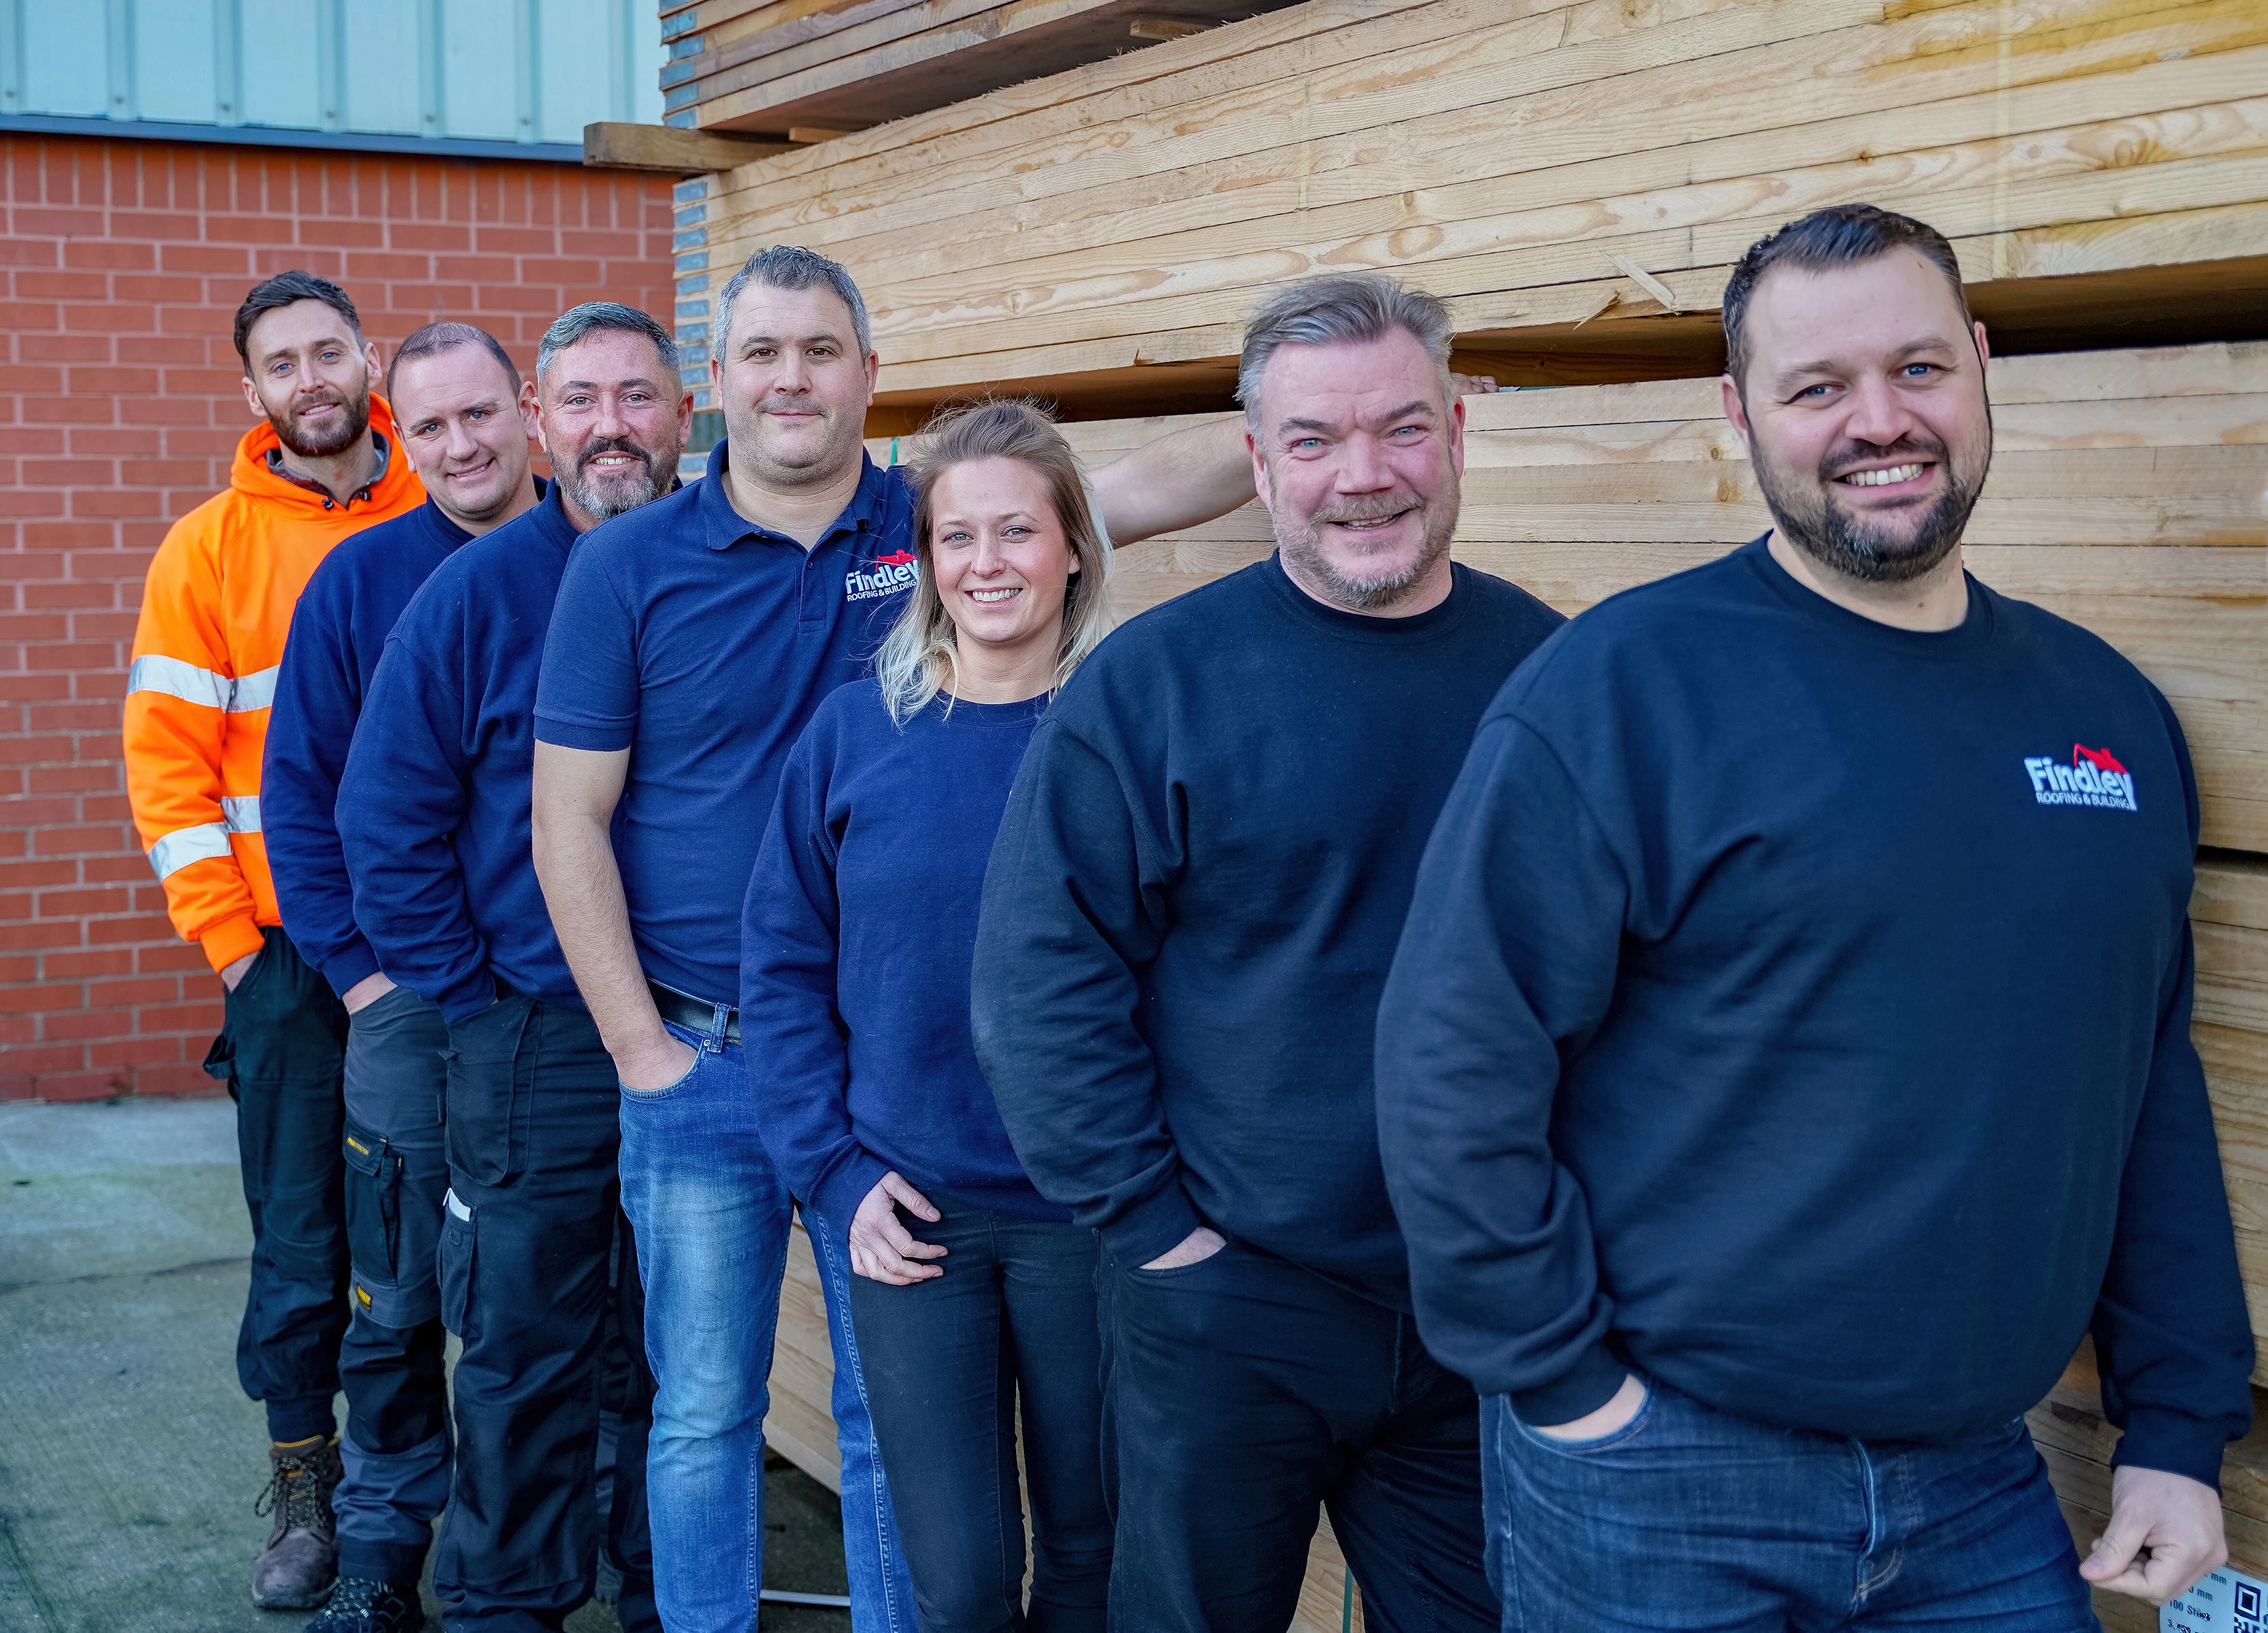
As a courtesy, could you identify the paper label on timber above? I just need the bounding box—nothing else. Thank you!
[2164,1567,2268,1633]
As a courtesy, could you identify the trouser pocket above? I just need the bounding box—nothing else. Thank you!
[438,1190,475,1341]
[342,1117,403,1292]
[442,994,535,1186]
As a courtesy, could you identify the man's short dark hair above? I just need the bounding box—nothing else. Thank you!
[234,270,362,368]
[535,302,679,381]
[386,321,521,404]
[1721,205,1970,393]
[715,246,872,361]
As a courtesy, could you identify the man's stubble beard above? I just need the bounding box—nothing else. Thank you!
[725,395,867,491]
[1274,483,1461,613]
[270,384,372,460]
[1752,409,1993,587]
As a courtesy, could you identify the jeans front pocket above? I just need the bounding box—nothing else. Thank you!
[341,1117,402,1286]
[442,994,535,1185]
[438,1188,475,1341]
[1514,1377,1657,1456]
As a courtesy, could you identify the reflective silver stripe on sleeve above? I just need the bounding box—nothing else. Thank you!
[146,822,233,881]
[220,795,262,834]
[126,657,282,713]
[228,666,279,712]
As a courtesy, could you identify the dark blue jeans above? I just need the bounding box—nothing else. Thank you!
[1102,1236,1494,1633]
[846,1196,1111,1633]
[1483,1376,2099,1632]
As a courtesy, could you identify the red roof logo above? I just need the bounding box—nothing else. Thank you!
[2074,744,2127,774]
[873,550,918,567]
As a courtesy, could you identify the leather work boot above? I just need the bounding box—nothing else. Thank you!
[251,1434,342,1609]
[305,1575,423,1633]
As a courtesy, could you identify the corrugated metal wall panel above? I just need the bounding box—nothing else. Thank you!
[0,0,661,142]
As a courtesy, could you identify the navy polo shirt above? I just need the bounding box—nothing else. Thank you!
[534,441,919,1004]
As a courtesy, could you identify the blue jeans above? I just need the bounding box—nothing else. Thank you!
[618,1011,916,1633]
[1484,1375,2098,1632]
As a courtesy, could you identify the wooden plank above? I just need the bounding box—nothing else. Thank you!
[580,122,793,172]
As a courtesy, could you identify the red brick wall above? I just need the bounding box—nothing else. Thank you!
[0,131,677,1102]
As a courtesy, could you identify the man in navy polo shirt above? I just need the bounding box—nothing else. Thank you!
[529,245,1261,1633]
[338,302,687,1633]
[266,320,542,1633]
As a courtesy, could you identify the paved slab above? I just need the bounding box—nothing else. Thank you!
[0,1098,850,1632]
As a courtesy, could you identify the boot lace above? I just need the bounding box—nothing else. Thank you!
[253,1444,335,1535]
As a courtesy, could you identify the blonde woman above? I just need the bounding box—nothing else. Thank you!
[740,399,1115,1633]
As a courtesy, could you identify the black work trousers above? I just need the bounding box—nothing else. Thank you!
[206,924,351,1444]
[1100,1236,1496,1633]
[847,1195,1112,1633]
[433,990,659,1633]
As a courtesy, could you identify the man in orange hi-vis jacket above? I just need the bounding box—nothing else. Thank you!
[124,270,422,1613]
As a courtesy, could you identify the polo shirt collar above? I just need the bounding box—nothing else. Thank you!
[697,440,892,554]
[267,428,391,505]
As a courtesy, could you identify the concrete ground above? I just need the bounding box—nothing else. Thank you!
[0,1097,853,1633]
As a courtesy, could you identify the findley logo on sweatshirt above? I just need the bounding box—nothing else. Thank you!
[2024,744,2137,812]
[846,549,920,602]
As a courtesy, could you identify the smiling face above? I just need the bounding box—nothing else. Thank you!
[390,344,536,528]
[1249,328,1464,614]
[929,456,1079,664]
[1724,247,1993,585]
[240,299,380,459]
[713,282,877,491]
[534,328,690,531]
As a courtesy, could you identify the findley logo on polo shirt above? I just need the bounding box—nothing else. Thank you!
[846,549,920,602]
[2024,744,2137,811]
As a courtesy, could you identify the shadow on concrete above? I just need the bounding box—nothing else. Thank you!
[0,1098,853,1633]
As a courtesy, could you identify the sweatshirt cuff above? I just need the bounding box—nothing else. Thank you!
[1098,1179,1204,1269]
[2111,1406,2232,1489]
[318,938,382,1001]
[200,916,266,974]
[1508,1340,1630,1428]
[812,1152,894,1237]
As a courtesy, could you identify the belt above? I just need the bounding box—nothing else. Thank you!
[647,979,739,1045]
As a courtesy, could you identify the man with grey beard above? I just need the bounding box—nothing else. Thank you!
[1378,204,2249,1629]
[335,303,689,1633]
[968,272,1562,1631]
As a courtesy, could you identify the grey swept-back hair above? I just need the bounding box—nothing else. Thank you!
[716,244,874,361]
[873,399,1114,726]
[536,302,679,381]
[1236,273,1456,426]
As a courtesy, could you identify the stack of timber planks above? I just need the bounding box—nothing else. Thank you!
[659,0,1287,141]
[690,0,2268,419]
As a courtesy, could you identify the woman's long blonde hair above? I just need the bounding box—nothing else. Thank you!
[874,399,1116,725]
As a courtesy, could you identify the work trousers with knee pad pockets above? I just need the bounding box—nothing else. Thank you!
[335,982,454,1586]
[205,925,351,1444]
[434,989,659,1633]
[618,1010,918,1633]
[1100,1235,1496,1633]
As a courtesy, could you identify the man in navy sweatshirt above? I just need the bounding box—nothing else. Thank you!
[1376,204,2253,1629]
[265,320,540,1633]
[336,302,686,1633]
[969,274,1562,1631]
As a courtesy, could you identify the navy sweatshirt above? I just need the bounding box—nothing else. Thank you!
[743,679,1067,1229]
[338,485,597,1021]
[1375,537,2252,1482]
[971,557,1564,1305]
[265,496,477,994]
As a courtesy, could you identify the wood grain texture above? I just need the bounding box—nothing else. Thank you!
[695,0,2268,406]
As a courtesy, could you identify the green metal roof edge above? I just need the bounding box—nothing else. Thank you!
[0,114,585,164]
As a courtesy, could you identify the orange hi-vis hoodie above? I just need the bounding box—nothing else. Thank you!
[125,402,423,973]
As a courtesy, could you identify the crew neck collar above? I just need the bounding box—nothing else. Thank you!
[1259,551,1471,643]
[1741,534,1994,660]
